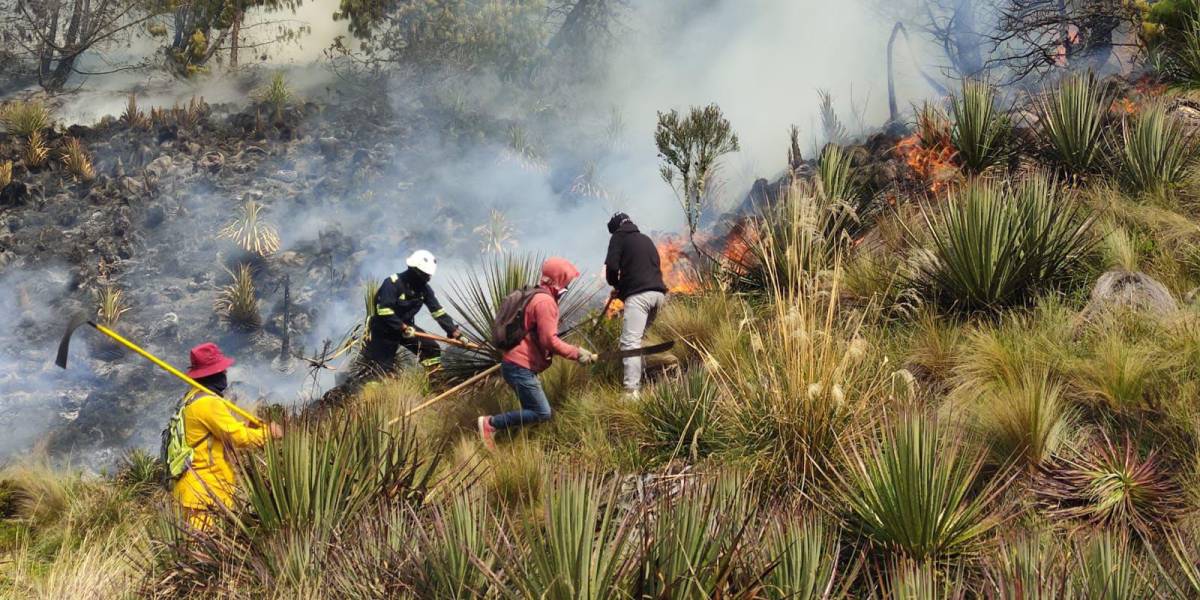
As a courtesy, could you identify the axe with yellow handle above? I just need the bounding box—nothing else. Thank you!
[55,313,264,427]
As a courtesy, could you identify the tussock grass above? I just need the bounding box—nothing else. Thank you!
[94,285,129,328]
[215,263,261,330]
[1,100,51,137]
[971,367,1074,469]
[759,515,850,599]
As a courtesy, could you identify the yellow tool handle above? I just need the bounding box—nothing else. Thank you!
[92,323,265,427]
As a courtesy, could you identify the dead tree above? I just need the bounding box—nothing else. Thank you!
[986,0,1138,84]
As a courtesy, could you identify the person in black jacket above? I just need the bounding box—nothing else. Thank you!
[361,249,463,378]
[605,213,668,397]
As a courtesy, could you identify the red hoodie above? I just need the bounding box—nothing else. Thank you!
[502,257,582,373]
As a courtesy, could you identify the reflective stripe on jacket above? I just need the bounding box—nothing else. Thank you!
[370,268,458,339]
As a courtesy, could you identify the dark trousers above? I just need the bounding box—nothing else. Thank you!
[362,325,442,374]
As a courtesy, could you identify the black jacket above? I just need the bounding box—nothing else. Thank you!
[605,221,667,300]
[370,268,458,339]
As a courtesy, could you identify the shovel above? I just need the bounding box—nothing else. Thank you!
[56,314,264,427]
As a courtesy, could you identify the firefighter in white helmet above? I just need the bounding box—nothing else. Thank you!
[359,250,463,379]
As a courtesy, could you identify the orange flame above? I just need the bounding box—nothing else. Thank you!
[896,133,957,194]
[656,236,701,294]
[605,298,624,318]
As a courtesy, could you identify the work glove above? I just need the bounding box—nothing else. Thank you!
[578,349,598,364]
[402,325,416,338]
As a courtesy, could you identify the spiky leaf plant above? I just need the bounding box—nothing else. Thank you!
[121,95,149,130]
[915,173,1095,313]
[760,516,850,600]
[632,474,755,599]
[0,160,11,189]
[215,263,262,331]
[502,124,548,172]
[501,473,631,600]
[950,80,1011,174]
[1038,72,1110,178]
[1156,529,1200,597]
[239,400,437,535]
[817,143,861,205]
[637,369,721,463]
[24,130,49,169]
[885,559,966,600]
[1166,17,1200,88]
[1074,532,1143,600]
[414,491,492,599]
[257,72,293,118]
[60,137,95,182]
[984,534,1071,599]
[832,413,1007,561]
[219,200,281,257]
[473,208,517,254]
[973,367,1074,469]
[817,89,849,145]
[1038,434,1184,537]
[95,285,130,327]
[1,100,51,137]
[1116,104,1196,196]
[115,448,162,495]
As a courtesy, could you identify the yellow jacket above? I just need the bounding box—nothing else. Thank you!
[171,390,266,512]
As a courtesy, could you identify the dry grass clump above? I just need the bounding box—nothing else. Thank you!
[24,130,48,169]
[1,100,51,137]
[0,160,12,189]
[218,200,281,256]
[120,95,149,130]
[60,137,95,182]
[970,367,1074,469]
[150,96,209,130]
[94,285,130,327]
[214,263,261,330]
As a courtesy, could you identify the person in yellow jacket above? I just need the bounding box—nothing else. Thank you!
[171,342,282,529]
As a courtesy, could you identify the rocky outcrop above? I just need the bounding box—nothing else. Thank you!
[1082,269,1178,320]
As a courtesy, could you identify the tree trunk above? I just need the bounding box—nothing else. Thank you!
[229,7,241,68]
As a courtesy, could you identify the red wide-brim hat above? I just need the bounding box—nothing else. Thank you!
[186,342,235,379]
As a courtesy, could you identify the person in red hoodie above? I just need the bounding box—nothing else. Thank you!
[478,257,597,449]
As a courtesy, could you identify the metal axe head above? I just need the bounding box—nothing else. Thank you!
[55,313,92,369]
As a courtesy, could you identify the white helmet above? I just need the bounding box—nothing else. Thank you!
[406,249,438,276]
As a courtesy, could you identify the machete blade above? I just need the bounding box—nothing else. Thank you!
[55,313,92,369]
[597,340,675,361]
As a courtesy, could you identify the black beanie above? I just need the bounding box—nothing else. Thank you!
[607,212,631,234]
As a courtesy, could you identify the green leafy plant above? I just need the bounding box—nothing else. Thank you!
[1038,72,1110,177]
[637,369,721,463]
[950,80,1011,174]
[760,516,851,600]
[915,173,1095,312]
[1074,532,1143,600]
[215,263,262,331]
[656,103,740,250]
[832,413,1007,561]
[1038,434,1184,537]
[415,492,492,598]
[115,448,162,495]
[257,72,293,118]
[1116,104,1196,196]
[1,100,51,137]
[817,143,861,205]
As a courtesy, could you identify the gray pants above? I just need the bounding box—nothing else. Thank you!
[620,290,667,391]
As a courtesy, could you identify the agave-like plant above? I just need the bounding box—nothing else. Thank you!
[1073,532,1143,600]
[501,473,631,600]
[984,534,1071,599]
[257,72,293,119]
[832,413,1008,561]
[215,263,262,331]
[1037,434,1184,537]
[950,80,1011,174]
[415,492,492,599]
[121,95,149,130]
[218,200,281,257]
[1038,72,1110,178]
[1155,529,1200,598]
[1167,18,1200,88]
[884,559,966,600]
[760,515,851,600]
[473,208,518,254]
[817,143,861,205]
[60,137,95,182]
[1,100,51,137]
[632,474,755,599]
[1116,104,1196,196]
[915,173,1095,313]
[95,285,130,327]
[24,130,49,169]
[239,401,438,535]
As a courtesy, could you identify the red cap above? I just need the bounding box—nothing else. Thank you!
[186,342,235,379]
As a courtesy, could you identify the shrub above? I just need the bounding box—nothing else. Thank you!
[1038,434,1184,537]
[1115,104,1196,196]
[832,413,1007,561]
[218,200,280,257]
[950,80,1011,174]
[60,137,95,182]
[1037,72,1110,178]
[656,104,740,244]
[637,369,721,462]
[915,174,1095,313]
[214,264,261,331]
[502,474,631,600]
[972,367,1074,469]
[1,100,51,137]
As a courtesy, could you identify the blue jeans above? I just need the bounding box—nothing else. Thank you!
[491,362,552,431]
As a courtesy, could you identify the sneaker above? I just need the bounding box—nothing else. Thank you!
[477,416,497,451]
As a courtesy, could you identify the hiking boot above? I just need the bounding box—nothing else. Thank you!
[477,416,497,451]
